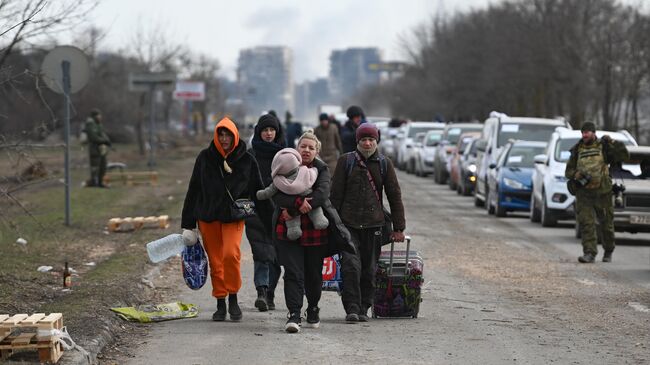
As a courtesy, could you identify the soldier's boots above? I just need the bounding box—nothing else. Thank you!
[578,254,596,263]
[602,251,613,263]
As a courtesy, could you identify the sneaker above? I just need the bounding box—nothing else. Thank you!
[285,312,301,333]
[345,313,359,323]
[358,308,369,322]
[602,251,613,263]
[578,254,595,263]
[304,307,320,328]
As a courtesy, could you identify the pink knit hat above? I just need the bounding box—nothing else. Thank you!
[271,148,302,177]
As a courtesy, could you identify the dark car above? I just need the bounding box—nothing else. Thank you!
[457,137,481,196]
[449,132,481,192]
[486,140,547,217]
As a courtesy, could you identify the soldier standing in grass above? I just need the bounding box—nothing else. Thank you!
[83,109,111,188]
[565,122,629,263]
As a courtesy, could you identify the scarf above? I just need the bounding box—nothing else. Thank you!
[252,137,284,159]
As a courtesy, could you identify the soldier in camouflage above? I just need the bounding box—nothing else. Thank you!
[565,122,629,263]
[83,109,111,188]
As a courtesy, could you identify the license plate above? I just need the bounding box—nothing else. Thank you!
[630,215,650,224]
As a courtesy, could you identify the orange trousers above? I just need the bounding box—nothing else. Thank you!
[198,220,244,298]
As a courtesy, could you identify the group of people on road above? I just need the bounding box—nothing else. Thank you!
[180,105,406,333]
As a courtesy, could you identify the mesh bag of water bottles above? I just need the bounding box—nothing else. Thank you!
[146,230,207,290]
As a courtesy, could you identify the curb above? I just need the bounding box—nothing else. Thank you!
[59,265,162,365]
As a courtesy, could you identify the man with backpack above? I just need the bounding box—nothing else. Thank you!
[330,123,406,322]
[565,122,629,263]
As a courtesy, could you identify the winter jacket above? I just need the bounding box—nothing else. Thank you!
[245,124,286,263]
[271,158,356,256]
[565,138,629,194]
[285,121,303,148]
[330,150,406,231]
[84,117,111,157]
[340,120,359,153]
[314,124,342,169]
[181,118,272,230]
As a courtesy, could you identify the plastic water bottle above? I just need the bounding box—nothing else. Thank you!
[146,234,185,263]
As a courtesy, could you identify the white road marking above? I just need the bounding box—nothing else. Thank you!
[575,279,596,286]
[628,302,650,313]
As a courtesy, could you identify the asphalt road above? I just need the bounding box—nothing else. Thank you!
[121,171,650,365]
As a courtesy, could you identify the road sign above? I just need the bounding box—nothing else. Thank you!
[128,72,176,92]
[174,81,205,101]
[40,46,91,226]
[366,62,406,73]
[41,46,90,94]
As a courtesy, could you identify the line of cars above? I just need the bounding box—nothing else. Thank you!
[374,112,650,240]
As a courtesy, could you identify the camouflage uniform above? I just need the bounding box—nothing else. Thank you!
[84,116,111,186]
[565,138,629,256]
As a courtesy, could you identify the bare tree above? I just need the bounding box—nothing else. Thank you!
[0,0,98,69]
[128,20,185,154]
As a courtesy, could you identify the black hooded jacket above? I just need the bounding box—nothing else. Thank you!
[181,140,272,230]
[245,120,286,262]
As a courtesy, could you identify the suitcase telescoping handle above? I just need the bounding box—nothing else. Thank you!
[388,235,411,276]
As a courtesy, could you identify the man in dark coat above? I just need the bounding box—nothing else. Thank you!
[284,111,303,148]
[340,105,364,153]
[246,113,285,311]
[330,123,406,322]
[83,109,111,187]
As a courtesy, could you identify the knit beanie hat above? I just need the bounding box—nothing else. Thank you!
[356,123,380,142]
[580,122,596,133]
[257,113,280,132]
[346,105,364,119]
[271,148,302,178]
[319,113,329,121]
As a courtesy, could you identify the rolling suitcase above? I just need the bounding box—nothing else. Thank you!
[373,236,423,318]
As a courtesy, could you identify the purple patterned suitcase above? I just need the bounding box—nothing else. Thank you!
[373,237,423,318]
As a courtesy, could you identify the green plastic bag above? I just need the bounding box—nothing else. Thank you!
[110,302,198,323]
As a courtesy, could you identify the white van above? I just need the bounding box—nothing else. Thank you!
[474,112,571,207]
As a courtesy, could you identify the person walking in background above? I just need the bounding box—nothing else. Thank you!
[565,122,629,263]
[181,117,272,322]
[340,105,364,153]
[246,113,285,311]
[83,109,111,188]
[285,111,303,148]
[271,131,355,333]
[314,112,343,172]
[330,123,406,322]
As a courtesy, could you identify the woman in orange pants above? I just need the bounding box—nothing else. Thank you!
[181,117,272,321]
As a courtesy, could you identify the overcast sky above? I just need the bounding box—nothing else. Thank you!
[88,0,496,82]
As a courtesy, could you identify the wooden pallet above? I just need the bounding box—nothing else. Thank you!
[0,313,64,364]
[107,215,170,232]
[103,171,158,186]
